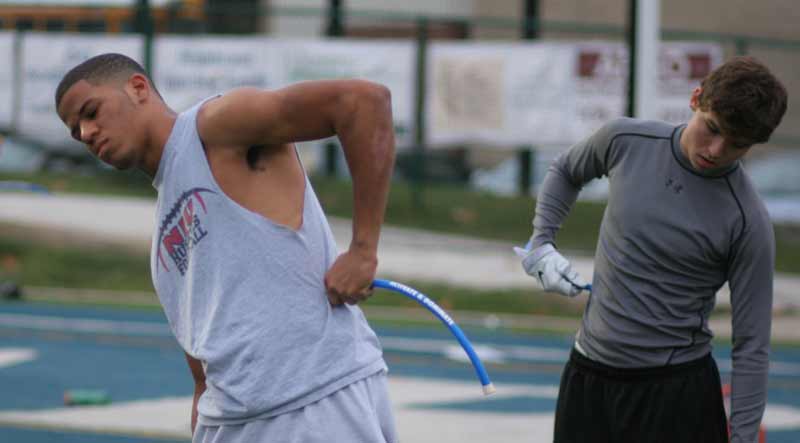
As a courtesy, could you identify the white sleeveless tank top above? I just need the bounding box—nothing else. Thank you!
[150,98,385,425]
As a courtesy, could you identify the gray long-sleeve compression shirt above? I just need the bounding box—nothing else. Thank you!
[532,118,774,443]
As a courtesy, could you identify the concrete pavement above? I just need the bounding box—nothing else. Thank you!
[2,191,799,307]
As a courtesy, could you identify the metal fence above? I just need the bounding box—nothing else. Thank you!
[2,3,798,190]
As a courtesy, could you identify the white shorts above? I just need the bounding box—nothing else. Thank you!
[193,370,397,443]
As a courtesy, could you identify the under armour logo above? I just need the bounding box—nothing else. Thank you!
[665,178,683,194]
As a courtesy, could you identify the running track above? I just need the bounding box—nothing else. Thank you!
[1,301,799,442]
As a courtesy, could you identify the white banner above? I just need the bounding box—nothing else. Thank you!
[428,41,723,149]
[571,42,628,144]
[19,33,143,149]
[0,32,14,130]
[15,36,721,154]
[154,36,285,113]
[655,42,724,123]
[428,42,577,148]
[573,41,723,139]
[153,38,415,149]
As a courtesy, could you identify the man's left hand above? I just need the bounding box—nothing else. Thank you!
[324,247,378,306]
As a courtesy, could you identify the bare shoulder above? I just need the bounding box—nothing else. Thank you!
[196,87,278,148]
[195,80,391,156]
[198,87,270,120]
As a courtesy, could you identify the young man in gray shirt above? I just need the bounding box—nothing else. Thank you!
[519,56,787,442]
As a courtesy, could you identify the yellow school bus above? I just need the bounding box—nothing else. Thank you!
[0,1,204,33]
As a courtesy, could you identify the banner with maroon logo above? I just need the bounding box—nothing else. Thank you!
[427,41,722,149]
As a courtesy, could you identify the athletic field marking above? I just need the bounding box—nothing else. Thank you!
[445,344,508,364]
[379,337,569,364]
[0,396,192,440]
[3,313,800,376]
[0,313,170,336]
[0,348,37,369]
[762,404,800,430]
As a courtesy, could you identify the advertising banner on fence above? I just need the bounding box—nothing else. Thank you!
[154,36,286,113]
[428,42,577,148]
[154,38,415,148]
[654,42,723,123]
[13,35,720,155]
[0,32,14,130]
[427,41,722,149]
[19,33,143,150]
[572,41,722,142]
[569,42,627,145]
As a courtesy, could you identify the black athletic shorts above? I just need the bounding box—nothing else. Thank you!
[553,348,729,443]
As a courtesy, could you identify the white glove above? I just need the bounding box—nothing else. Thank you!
[514,243,588,297]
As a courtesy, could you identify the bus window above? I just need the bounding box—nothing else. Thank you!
[46,19,65,31]
[77,19,105,33]
[15,18,34,31]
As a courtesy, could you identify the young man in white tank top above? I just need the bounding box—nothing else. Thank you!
[55,53,397,442]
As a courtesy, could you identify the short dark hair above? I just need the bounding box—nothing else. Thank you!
[698,56,788,145]
[55,53,157,109]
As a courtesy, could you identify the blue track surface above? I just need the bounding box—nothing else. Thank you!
[1,301,799,442]
[0,427,186,443]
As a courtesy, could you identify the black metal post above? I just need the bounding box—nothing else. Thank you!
[135,0,154,74]
[626,0,637,118]
[735,38,749,56]
[523,0,540,39]
[411,17,429,208]
[323,0,344,177]
[518,0,540,196]
[326,0,343,36]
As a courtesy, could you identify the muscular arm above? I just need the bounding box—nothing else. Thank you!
[197,80,395,304]
[727,217,775,443]
[184,352,206,434]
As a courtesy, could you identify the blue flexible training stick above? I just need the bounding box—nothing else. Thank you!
[372,279,496,396]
